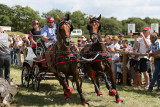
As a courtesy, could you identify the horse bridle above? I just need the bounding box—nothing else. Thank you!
[87,18,101,42]
[58,20,72,46]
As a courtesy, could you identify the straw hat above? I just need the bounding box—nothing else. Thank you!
[112,36,119,40]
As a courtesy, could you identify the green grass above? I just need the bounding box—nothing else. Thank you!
[10,65,160,107]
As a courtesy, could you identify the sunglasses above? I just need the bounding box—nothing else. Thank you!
[33,23,38,25]
[48,22,54,23]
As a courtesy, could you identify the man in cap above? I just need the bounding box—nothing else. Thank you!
[41,16,57,48]
[41,16,57,67]
[134,27,151,89]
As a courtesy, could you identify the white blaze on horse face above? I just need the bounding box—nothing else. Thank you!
[63,23,71,43]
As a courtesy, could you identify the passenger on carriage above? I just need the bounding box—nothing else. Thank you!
[29,20,41,59]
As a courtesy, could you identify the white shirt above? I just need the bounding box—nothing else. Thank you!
[138,36,151,59]
[110,43,120,60]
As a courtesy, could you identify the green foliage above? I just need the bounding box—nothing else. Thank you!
[11,5,40,33]
[0,15,12,26]
[101,17,122,35]
[6,31,25,37]
[1,3,160,35]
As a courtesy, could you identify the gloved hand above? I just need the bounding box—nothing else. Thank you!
[48,37,54,40]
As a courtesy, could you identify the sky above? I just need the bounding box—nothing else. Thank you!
[0,0,160,20]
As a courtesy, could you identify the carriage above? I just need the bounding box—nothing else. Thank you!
[21,37,84,91]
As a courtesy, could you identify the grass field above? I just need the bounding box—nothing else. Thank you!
[10,65,160,107]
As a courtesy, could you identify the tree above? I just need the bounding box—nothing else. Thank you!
[11,5,40,33]
[0,15,12,26]
[42,9,65,23]
[101,17,122,35]
[70,11,88,34]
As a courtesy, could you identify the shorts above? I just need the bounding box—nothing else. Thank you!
[130,59,140,72]
[140,58,150,72]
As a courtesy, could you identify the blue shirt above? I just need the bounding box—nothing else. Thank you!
[149,40,160,53]
[41,24,57,47]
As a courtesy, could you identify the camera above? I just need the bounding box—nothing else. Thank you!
[133,32,140,35]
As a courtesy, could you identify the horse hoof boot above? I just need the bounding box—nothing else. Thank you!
[97,91,102,96]
[64,87,72,95]
[116,98,123,103]
[109,89,116,96]
[81,102,89,106]
[65,95,70,100]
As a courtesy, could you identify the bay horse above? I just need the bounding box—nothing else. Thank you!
[46,15,88,106]
[80,14,123,103]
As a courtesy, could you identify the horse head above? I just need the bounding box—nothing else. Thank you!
[57,14,73,47]
[87,14,101,43]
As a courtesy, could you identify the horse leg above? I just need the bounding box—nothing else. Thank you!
[105,61,123,103]
[74,68,88,106]
[101,72,116,96]
[58,72,72,100]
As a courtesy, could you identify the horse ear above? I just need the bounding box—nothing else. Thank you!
[87,24,90,30]
[70,25,73,32]
[57,15,61,22]
[89,16,92,20]
[97,14,101,20]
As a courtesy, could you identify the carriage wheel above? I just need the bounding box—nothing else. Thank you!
[21,66,30,88]
[32,64,40,91]
[72,77,83,90]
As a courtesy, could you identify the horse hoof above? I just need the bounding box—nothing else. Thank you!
[97,91,103,96]
[64,87,72,95]
[81,102,89,106]
[116,98,123,103]
[109,89,116,96]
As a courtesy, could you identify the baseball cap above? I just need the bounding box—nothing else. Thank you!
[143,27,151,31]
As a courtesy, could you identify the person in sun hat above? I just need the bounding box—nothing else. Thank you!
[134,27,151,90]
[109,36,120,83]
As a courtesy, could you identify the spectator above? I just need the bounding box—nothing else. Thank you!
[0,27,11,84]
[118,33,124,48]
[109,36,120,82]
[130,47,141,88]
[15,36,23,65]
[77,37,83,47]
[104,34,113,47]
[146,32,160,91]
[22,35,30,58]
[86,38,92,45]
[11,34,18,65]
[134,27,151,90]
[70,40,79,54]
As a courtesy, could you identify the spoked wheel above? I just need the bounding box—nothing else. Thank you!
[32,64,40,91]
[72,77,83,90]
[21,66,30,88]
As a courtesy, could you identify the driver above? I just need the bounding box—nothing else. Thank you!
[41,16,57,67]
[41,16,57,48]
